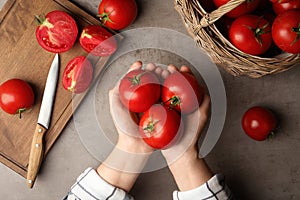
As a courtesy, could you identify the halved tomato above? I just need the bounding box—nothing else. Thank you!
[35,10,78,53]
[79,25,117,56]
[62,56,93,94]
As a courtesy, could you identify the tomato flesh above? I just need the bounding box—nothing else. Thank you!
[62,56,93,94]
[35,10,78,53]
[79,25,117,56]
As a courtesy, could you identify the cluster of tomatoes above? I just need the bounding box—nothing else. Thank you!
[118,69,204,149]
[0,0,138,117]
[210,0,300,55]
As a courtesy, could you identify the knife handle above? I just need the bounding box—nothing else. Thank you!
[27,124,46,188]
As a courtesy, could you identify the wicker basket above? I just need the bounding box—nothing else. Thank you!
[174,0,300,78]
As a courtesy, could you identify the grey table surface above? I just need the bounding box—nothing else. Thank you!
[1,0,300,199]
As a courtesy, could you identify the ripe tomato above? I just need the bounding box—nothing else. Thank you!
[272,10,300,54]
[119,69,161,113]
[272,0,300,14]
[0,79,34,117]
[35,10,78,53]
[270,0,291,3]
[62,56,93,94]
[229,15,272,55]
[242,106,277,141]
[98,0,138,30]
[212,0,261,18]
[79,25,117,56]
[139,104,183,149]
[162,72,204,115]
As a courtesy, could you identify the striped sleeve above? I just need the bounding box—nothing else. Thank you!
[64,168,134,200]
[173,174,234,200]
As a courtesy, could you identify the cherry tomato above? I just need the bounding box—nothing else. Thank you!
[229,15,272,55]
[0,79,34,117]
[162,72,204,115]
[272,0,300,14]
[212,0,261,18]
[98,0,138,30]
[79,25,117,56]
[35,10,78,53]
[272,10,300,54]
[139,104,183,149]
[242,106,277,141]
[62,56,93,94]
[119,69,161,113]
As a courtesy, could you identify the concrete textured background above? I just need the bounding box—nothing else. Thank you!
[0,0,299,199]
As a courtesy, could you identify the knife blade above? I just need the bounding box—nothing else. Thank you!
[27,53,59,188]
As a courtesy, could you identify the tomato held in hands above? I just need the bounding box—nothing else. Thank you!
[139,104,183,149]
[35,10,78,53]
[119,69,161,113]
[229,15,272,55]
[212,0,261,18]
[242,106,277,141]
[98,0,138,30]
[162,72,204,114]
[0,79,34,117]
[62,56,93,94]
[79,25,117,56]
[272,0,300,14]
[272,10,300,54]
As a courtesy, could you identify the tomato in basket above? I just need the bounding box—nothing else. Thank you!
[272,10,300,54]
[229,15,272,55]
[212,0,261,18]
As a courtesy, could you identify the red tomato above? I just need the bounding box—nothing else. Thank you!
[272,10,300,54]
[119,69,161,113]
[270,0,291,2]
[162,72,204,115]
[35,10,78,53]
[272,0,300,14]
[0,79,34,117]
[212,0,261,18]
[229,15,272,55]
[79,25,117,56]
[98,0,138,30]
[139,104,183,149]
[62,56,93,94]
[242,106,277,141]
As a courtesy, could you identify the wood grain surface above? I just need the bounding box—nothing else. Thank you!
[0,0,115,178]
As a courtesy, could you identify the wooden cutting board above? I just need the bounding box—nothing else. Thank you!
[0,0,115,178]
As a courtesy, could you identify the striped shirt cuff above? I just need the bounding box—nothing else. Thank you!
[173,174,233,200]
[67,168,133,200]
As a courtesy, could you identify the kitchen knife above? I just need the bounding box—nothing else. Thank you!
[26,53,59,188]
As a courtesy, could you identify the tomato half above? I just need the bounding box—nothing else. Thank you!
[62,56,93,94]
[229,15,272,55]
[139,104,183,149]
[212,0,261,18]
[272,0,300,14]
[162,72,204,115]
[272,10,300,54]
[0,79,34,117]
[98,0,138,30]
[79,25,117,56]
[242,106,277,141]
[35,10,78,53]
[119,69,161,113]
